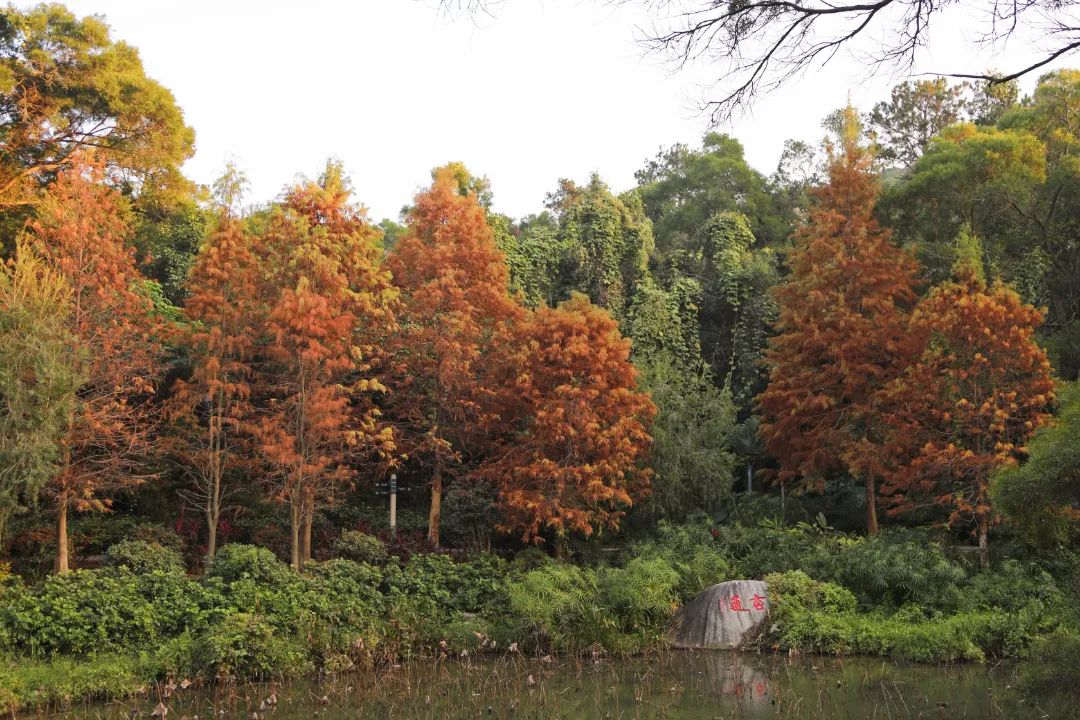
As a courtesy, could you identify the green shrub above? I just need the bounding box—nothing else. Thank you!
[333,531,388,565]
[964,559,1064,612]
[631,523,730,600]
[805,532,967,609]
[510,546,551,571]
[758,570,1049,662]
[710,522,969,609]
[301,559,388,660]
[104,539,185,575]
[131,524,186,556]
[189,611,308,680]
[711,521,815,578]
[208,544,293,585]
[595,558,680,653]
[388,553,510,616]
[0,569,208,656]
[1014,628,1080,706]
[0,654,145,712]
[504,558,679,655]
[766,570,857,615]
[506,563,597,652]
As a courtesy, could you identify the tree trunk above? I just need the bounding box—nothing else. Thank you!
[289,495,301,572]
[553,538,566,561]
[301,487,314,564]
[205,514,218,573]
[865,475,879,536]
[977,516,989,569]
[55,492,69,574]
[0,506,12,552]
[205,446,222,573]
[746,462,753,494]
[428,456,443,548]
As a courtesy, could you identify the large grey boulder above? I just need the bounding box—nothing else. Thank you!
[669,579,770,650]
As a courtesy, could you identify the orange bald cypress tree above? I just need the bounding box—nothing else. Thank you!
[881,237,1055,564]
[385,166,524,547]
[170,217,261,570]
[483,293,655,547]
[20,162,162,572]
[757,110,921,535]
[252,165,396,571]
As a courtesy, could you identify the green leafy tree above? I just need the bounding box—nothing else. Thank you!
[867,78,969,167]
[548,174,654,322]
[132,192,211,304]
[888,71,1080,379]
[993,381,1080,548]
[969,75,1019,125]
[0,3,194,207]
[636,132,785,246]
[496,212,564,307]
[636,357,737,524]
[0,239,82,543]
[626,275,702,369]
[667,211,779,407]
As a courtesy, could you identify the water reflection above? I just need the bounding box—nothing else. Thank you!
[33,651,1051,719]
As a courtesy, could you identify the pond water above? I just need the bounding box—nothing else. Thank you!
[37,652,1060,719]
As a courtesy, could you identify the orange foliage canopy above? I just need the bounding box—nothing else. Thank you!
[251,170,397,569]
[22,160,162,572]
[757,114,921,534]
[881,265,1056,548]
[169,217,261,565]
[484,293,656,545]
[385,166,523,546]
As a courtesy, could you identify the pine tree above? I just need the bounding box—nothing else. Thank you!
[20,161,163,572]
[757,109,921,535]
[170,217,260,570]
[881,233,1055,564]
[484,294,656,548]
[385,165,524,547]
[252,164,396,570]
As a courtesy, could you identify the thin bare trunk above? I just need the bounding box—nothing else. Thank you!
[205,514,218,572]
[55,489,69,574]
[553,538,566,561]
[204,440,222,572]
[428,455,443,547]
[866,476,879,536]
[978,517,989,569]
[290,495,301,572]
[301,487,314,563]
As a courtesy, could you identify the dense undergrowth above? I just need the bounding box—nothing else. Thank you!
[0,521,1072,712]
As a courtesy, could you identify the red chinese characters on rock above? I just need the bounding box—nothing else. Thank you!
[718,593,768,612]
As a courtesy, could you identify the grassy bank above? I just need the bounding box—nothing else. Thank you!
[0,522,1072,712]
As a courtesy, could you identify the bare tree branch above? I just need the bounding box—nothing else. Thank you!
[438,0,1080,120]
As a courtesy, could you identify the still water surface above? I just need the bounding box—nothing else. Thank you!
[38,652,1059,719]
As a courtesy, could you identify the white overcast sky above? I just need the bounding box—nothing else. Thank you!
[32,0,1075,221]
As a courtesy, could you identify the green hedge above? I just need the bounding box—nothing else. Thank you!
[756,571,1059,662]
[0,524,1071,712]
